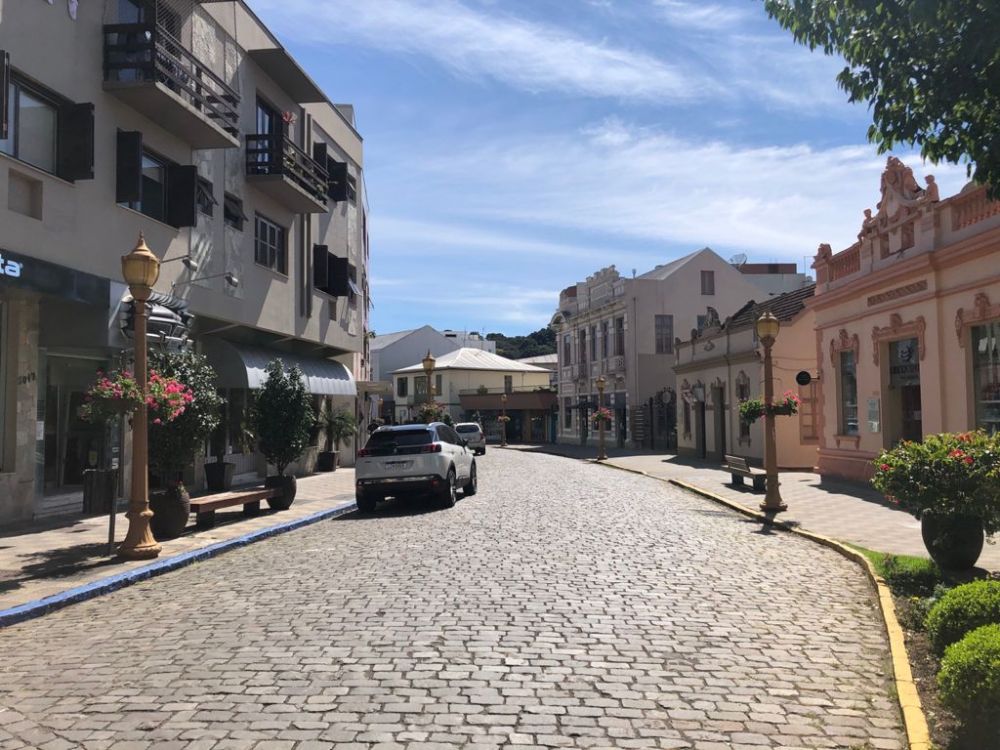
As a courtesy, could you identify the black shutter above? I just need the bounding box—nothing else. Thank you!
[0,50,10,141]
[312,142,327,168]
[327,255,350,297]
[313,244,330,291]
[116,130,143,203]
[56,102,95,181]
[326,159,348,201]
[165,164,197,227]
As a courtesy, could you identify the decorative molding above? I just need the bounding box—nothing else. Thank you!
[955,292,1000,347]
[866,279,928,307]
[828,329,860,367]
[871,313,926,366]
[834,434,862,450]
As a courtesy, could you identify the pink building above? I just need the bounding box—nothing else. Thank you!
[811,158,1000,482]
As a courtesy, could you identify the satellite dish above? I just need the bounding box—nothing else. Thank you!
[729,253,748,267]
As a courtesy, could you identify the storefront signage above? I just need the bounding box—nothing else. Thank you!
[0,253,23,278]
[867,280,927,307]
[0,247,109,307]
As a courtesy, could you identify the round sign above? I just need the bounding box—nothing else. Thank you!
[795,370,812,386]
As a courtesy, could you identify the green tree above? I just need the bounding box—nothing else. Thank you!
[254,360,315,476]
[148,349,223,482]
[486,326,556,359]
[763,1,1000,196]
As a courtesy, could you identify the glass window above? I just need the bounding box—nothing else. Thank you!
[655,314,674,354]
[701,270,715,295]
[1,79,58,173]
[839,351,858,435]
[562,335,571,366]
[397,377,408,398]
[415,375,428,398]
[614,317,625,356]
[564,397,572,428]
[973,321,1000,435]
[578,329,587,363]
[435,374,443,398]
[799,382,818,441]
[589,326,597,361]
[223,193,246,230]
[601,321,609,358]
[254,214,286,273]
[122,152,167,222]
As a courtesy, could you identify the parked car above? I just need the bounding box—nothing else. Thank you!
[455,422,486,455]
[355,422,477,513]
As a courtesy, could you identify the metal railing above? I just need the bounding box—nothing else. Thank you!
[458,386,557,396]
[246,133,328,206]
[103,23,240,137]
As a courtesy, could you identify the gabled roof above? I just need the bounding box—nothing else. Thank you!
[370,326,427,351]
[393,348,550,374]
[635,247,717,281]
[725,283,816,330]
[518,353,558,366]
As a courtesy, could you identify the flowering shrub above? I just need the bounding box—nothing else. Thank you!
[78,370,145,423]
[417,401,452,425]
[871,431,1000,535]
[738,390,800,424]
[146,371,194,425]
[590,406,613,425]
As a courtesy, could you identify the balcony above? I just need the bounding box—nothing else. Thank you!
[103,23,240,149]
[246,134,328,213]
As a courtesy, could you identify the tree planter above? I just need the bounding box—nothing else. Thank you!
[150,483,191,539]
[265,475,297,510]
[317,451,338,472]
[921,513,985,571]
[204,460,234,492]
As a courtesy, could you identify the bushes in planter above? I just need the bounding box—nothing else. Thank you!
[926,580,1000,654]
[937,623,1000,720]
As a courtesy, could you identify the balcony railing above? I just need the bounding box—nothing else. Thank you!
[951,185,1000,231]
[103,23,240,140]
[246,133,328,210]
[458,386,557,396]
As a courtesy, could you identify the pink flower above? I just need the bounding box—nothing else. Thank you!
[964,456,974,465]
[153,418,162,425]
[949,449,966,459]
[879,463,891,472]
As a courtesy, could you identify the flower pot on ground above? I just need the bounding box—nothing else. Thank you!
[872,430,1000,571]
[150,481,191,539]
[253,359,314,510]
[204,459,235,492]
[316,404,358,472]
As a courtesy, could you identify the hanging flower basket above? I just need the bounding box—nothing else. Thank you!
[738,391,800,424]
[78,370,144,423]
[590,406,613,427]
[146,370,195,425]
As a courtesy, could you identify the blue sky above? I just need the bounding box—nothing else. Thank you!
[250,0,969,336]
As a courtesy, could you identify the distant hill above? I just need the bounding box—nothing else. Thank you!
[486,327,556,359]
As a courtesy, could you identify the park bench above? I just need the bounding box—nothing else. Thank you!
[724,454,766,492]
[188,486,282,529]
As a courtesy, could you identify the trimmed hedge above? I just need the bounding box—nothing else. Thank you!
[937,623,1000,718]
[926,580,1000,654]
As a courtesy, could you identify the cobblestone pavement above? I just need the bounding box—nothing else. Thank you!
[0,450,904,749]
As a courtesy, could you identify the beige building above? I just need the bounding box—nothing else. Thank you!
[811,158,1000,482]
[551,248,812,449]
[674,285,818,468]
[392,349,555,442]
[0,1,369,523]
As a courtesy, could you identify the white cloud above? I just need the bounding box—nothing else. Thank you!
[652,0,748,30]
[252,0,715,102]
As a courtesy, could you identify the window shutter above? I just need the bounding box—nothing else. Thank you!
[165,164,197,227]
[313,244,330,291]
[0,50,10,141]
[312,142,327,169]
[327,255,350,297]
[326,159,348,201]
[115,130,143,203]
[56,102,95,181]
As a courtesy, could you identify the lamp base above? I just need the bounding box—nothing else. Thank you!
[759,501,788,514]
[117,508,162,560]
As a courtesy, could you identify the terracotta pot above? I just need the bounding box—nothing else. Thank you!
[150,482,191,539]
[265,474,297,510]
[920,513,985,571]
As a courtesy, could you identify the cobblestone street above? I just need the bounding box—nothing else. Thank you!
[0,451,904,749]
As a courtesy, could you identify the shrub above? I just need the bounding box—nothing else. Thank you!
[937,623,1000,719]
[926,580,1000,654]
[254,360,314,476]
[877,553,942,598]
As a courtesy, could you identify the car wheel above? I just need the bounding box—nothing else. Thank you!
[356,491,377,514]
[438,468,457,508]
[463,461,478,496]
[478,447,486,455]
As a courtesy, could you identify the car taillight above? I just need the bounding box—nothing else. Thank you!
[419,443,442,453]
[358,448,370,457]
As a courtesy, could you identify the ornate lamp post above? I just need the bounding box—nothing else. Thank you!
[500,393,508,447]
[421,350,435,404]
[595,375,607,461]
[118,234,162,560]
[756,311,787,513]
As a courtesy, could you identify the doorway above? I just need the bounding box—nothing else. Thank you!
[887,338,922,446]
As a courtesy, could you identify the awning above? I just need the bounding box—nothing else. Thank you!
[202,339,356,396]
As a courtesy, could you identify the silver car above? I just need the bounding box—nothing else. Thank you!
[455,422,486,455]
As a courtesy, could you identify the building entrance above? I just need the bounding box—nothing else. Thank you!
[888,338,921,445]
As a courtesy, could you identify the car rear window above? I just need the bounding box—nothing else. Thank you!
[366,429,432,447]
[456,425,480,433]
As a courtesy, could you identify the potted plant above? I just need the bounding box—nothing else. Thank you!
[317,405,358,471]
[147,350,222,538]
[738,390,800,424]
[590,406,613,428]
[872,431,1000,570]
[254,359,314,510]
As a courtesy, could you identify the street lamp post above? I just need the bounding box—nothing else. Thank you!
[595,375,607,461]
[118,234,162,560]
[421,350,436,403]
[756,311,787,513]
[500,393,508,447]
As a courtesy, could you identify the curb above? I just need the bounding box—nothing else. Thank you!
[0,498,358,630]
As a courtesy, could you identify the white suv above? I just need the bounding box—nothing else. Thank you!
[455,422,486,455]
[355,423,477,512]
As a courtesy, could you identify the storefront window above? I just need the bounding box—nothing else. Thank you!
[839,351,858,435]
[973,321,1000,435]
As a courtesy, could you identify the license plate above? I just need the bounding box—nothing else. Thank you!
[385,460,412,471]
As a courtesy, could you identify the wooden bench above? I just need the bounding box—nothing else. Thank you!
[724,454,766,492]
[188,487,282,529]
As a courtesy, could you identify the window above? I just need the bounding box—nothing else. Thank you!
[397,377,408,398]
[223,192,246,230]
[196,176,216,216]
[1,77,56,173]
[256,96,279,137]
[601,321,609,359]
[799,382,818,441]
[115,132,194,226]
[435,374,443,398]
[348,264,359,307]
[562,335,571,366]
[415,375,428,399]
[973,321,1000,435]
[614,317,625,356]
[125,152,167,222]
[589,326,597,361]
[578,329,587,363]
[655,314,674,354]
[839,351,858,435]
[564,397,572,428]
[697,314,708,330]
[701,270,715,295]
[504,375,513,394]
[254,214,287,273]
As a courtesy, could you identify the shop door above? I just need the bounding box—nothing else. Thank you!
[900,384,923,442]
[43,356,107,495]
[889,338,921,445]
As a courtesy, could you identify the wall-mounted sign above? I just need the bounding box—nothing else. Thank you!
[0,253,23,278]
[0,247,109,307]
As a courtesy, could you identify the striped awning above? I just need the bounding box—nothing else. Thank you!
[202,339,356,396]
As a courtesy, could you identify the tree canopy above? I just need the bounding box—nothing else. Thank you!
[763,1,1000,197]
[486,327,556,359]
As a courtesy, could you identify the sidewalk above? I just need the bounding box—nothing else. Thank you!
[0,470,357,615]
[512,443,1000,571]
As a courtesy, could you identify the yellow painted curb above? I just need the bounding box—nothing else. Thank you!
[589,460,932,750]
